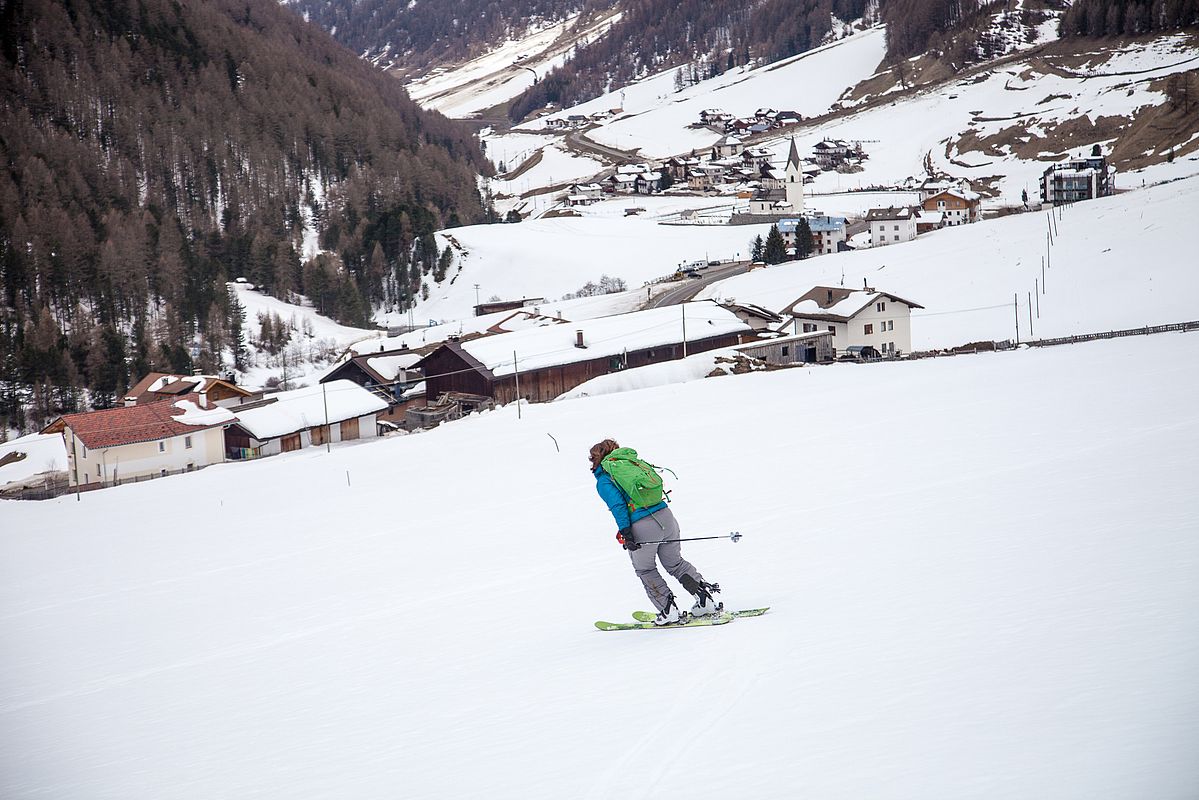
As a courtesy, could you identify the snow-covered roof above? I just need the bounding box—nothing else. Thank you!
[365,353,422,380]
[787,288,924,321]
[455,301,752,378]
[231,380,388,440]
[866,206,921,221]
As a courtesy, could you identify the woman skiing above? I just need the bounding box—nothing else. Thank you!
[589,438,722,625]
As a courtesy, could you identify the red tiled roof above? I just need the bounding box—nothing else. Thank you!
[62,394,231,449]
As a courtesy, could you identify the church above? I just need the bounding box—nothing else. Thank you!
[748,138,805,216]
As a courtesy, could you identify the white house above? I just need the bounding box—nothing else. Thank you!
[60,395,235,488]
[711,135,743,159]
[783,286,924,356]
[778,216,847,256]
[865,206,922,246]
[224,380,388,459]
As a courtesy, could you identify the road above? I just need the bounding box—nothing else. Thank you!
[647,261,753,308]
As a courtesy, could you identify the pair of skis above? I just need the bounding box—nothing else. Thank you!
[594,607,769,631]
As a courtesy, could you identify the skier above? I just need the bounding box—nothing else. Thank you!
[589,438,722,625]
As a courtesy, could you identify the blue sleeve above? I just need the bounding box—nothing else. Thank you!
[594,471,632,530]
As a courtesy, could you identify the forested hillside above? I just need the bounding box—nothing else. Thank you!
[508,0,874,121]
[0,0,489,430]
[1058,0,1199,36]
[285,0,604,68]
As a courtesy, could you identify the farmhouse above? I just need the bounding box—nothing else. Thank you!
[783,286,924,356]
[123,372,256,408]
[60,395,235,488]
[223,380,387,460]
[413,302,755,405]
[918,177,971,202]
[922,189,981,225]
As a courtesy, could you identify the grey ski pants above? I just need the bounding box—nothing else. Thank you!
[627,506,704,613]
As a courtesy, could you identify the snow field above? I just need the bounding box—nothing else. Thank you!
[698,175,1199,349]
[2,332,1198,798]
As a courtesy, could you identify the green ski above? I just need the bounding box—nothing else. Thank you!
[595,612,734,631]
[632,607,770,622]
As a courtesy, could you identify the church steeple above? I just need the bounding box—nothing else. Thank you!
[785,137,804,214]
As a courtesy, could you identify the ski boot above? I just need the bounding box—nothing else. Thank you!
[653,594,683,626]
[681,575,723,617]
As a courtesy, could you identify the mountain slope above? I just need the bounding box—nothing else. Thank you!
[1,331,1197,797]
[0,0,486,422]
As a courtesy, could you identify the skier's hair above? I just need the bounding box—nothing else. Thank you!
[589,438,619,470]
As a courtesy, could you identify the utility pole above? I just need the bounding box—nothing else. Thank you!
[682,304,688,357]
[513,351,522,420]
[322,381,331,453]
[1014,293,1020,345]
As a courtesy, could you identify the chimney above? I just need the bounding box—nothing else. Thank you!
[575,330,586,349]
[199,394,208,408]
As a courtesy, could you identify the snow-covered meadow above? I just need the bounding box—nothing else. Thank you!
[3,328,1198,798]
[700,174,1199,349]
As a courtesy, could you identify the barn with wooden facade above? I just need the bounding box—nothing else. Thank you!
[223,380,388,460]
[414,302,756,404]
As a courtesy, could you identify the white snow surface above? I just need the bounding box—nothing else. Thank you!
[2,333,1198,798]
[699,175,1199,349]
[0,433,66,486]
[416,216,775,322]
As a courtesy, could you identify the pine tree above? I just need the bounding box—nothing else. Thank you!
[796,218,814,260]
[750,234,765,262]
[764,225,788,264]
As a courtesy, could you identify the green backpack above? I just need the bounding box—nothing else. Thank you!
[600,447,675,510]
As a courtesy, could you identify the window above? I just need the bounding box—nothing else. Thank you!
[97,465,101,478]
[184,436,192,449]
[781,346,789,356]
[893,224,899,231]
[876,301,886,312]
[888,320,895,331]
[802,323,817,333]
[864,323,874,335]
[158,441,165,452]
[828,326,836,333]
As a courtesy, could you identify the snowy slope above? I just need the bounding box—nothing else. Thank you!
[402,175,1198,350]
[526,26,889,156]
[699,174,1199,349]
[519,29,1197,208]
[2,333,1198,798]
[413,216,776,322]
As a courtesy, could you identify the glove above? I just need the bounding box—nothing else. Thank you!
[616,528,640,551]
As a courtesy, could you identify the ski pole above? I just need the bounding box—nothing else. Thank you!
[635,531,743,546]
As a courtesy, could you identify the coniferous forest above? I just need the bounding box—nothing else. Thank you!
[0,0,490,429]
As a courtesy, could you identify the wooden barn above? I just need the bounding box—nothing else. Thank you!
[414,302,755,405]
